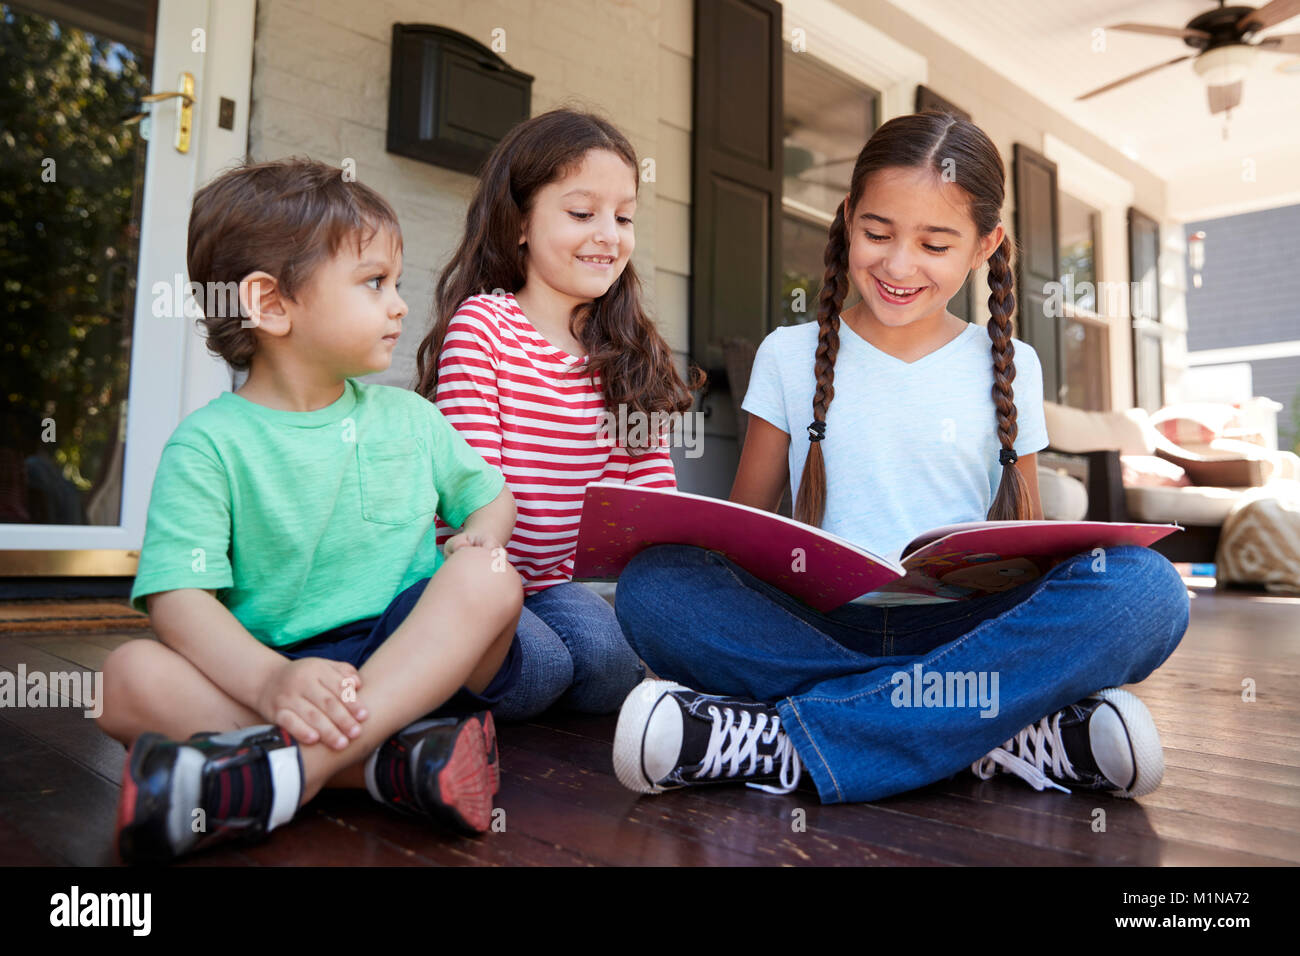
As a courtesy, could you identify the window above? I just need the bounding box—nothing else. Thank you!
[1058,190,1110,411]
[780,49,877,326]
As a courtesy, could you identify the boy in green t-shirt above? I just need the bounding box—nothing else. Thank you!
[100,158,524,864]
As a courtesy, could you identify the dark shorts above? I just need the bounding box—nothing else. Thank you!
[280,577,521,718]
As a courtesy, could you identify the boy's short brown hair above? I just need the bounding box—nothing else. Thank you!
[187,157,402,370]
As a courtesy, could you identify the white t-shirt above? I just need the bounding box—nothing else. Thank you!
[740,317,1049,605]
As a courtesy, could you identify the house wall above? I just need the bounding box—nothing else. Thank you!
[248,0,669,389]
[246,0,1190,498]
[816,0,1181,417]
[1182,204,1300,447]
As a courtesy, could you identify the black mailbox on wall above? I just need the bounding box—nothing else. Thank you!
[387,24,533,175]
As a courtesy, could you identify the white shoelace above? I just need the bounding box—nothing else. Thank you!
[972,713,1075,794]
[696,704,802,795]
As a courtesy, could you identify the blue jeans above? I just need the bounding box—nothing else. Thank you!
[492,581,645,721]
[614,544,1189,804]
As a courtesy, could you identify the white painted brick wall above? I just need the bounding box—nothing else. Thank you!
[249,0,665,389]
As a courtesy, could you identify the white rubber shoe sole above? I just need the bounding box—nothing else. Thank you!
[613,679,691,794]
[1091,687,1165,798]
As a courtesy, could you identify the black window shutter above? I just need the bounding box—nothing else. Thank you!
[1012,142,1063,403]
[915,85,970,121]
[691,0,783,378]
[1129,207,1164,412]
[915,86,974,322]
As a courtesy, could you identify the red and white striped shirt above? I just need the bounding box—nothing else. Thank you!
[433,293,676,594]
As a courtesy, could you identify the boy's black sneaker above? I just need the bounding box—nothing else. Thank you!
[613,679,803,795]
[116,724,304,864]
[971,687,1164,798]
[365,711,499,834]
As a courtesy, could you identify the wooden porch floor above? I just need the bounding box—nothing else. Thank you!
[1,582,1297,866]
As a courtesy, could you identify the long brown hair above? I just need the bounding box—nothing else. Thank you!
[414,109,705,451]
[795,110,1032,527]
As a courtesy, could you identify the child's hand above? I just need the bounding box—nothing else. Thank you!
[257,658,368,750]
[443,531,504,557]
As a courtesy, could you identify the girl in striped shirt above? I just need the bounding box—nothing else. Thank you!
[415,109,705,721]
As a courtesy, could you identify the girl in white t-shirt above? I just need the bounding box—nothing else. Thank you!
[611,111,1189,805]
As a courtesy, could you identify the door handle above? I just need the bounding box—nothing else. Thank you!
[120,72,194,154]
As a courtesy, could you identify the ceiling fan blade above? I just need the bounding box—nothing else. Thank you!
[1257,32,1300,53]
[1238,0,1300,33]
[1207,80,1244,114]
[1076,54,1194,100]
[1108,22,1212,41]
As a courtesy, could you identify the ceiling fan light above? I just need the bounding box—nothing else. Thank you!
[1193,44,1256,86]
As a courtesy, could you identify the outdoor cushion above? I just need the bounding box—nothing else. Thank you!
[1149,401,1272,448]
[1121,454,1190,488]
[1178,438,1300,483]
[1125,484,1243,525]
[1043,402,1154,456]
[1155,445,1266,487]
[1215,480,1300,594]
[1037,466,1087,520]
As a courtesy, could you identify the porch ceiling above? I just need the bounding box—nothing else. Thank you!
[883,0,1300,219]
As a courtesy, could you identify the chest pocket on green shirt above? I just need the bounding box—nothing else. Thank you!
[357,438,435,525]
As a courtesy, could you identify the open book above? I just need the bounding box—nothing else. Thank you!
[572,482,1182,611]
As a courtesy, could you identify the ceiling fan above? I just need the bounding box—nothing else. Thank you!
[1076,0,1300,116]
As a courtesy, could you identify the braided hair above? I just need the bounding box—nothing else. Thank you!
[793,110,1033,528]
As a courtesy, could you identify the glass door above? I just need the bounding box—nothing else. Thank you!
[0,0,250,573]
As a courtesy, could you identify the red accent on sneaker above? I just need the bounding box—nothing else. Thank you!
[238,763,253,818]
[481,711,500,795]
[387,741,411,808]
[434,716,495,833]
[114,743,140,855]
[217,766,230,819]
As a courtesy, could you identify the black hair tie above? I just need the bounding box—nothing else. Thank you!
[807,420,827,443]
[999,447,1019,466]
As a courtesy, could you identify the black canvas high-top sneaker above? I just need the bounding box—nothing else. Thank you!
[971,687,1165,798]
[614,679,803,795]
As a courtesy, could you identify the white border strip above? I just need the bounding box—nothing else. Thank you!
[1186,340,1300,365]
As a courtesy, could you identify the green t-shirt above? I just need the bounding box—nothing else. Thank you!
[129,379,506,648]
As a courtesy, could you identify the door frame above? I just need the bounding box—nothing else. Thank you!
[0,0,253,574]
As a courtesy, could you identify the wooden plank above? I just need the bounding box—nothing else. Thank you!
[217,803,449,867]
[933,775,1299,864]
[0,645,123,783]
[1155,762,1300,807]
[872,782,1286,866]
[0,640,100,709]
[13,629,153,647]
[505,721,1084,865]
[1163,747,1300,789]
[498,720,937,866]
[0,581,1297,868]
[302,789,596,867]
[0,713,121,866]
[496,737,916,866]
[31,638,115,672]
[0,809,60,865]
[1161,730,1300,766]
[82,631,153,652]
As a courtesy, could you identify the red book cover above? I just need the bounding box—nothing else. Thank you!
[572,483,1182,611]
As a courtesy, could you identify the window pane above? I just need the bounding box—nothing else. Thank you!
[1062,318,1109,411]
[0,2,156,525]
[781,50,876,325]
[1059,191,1098,313]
